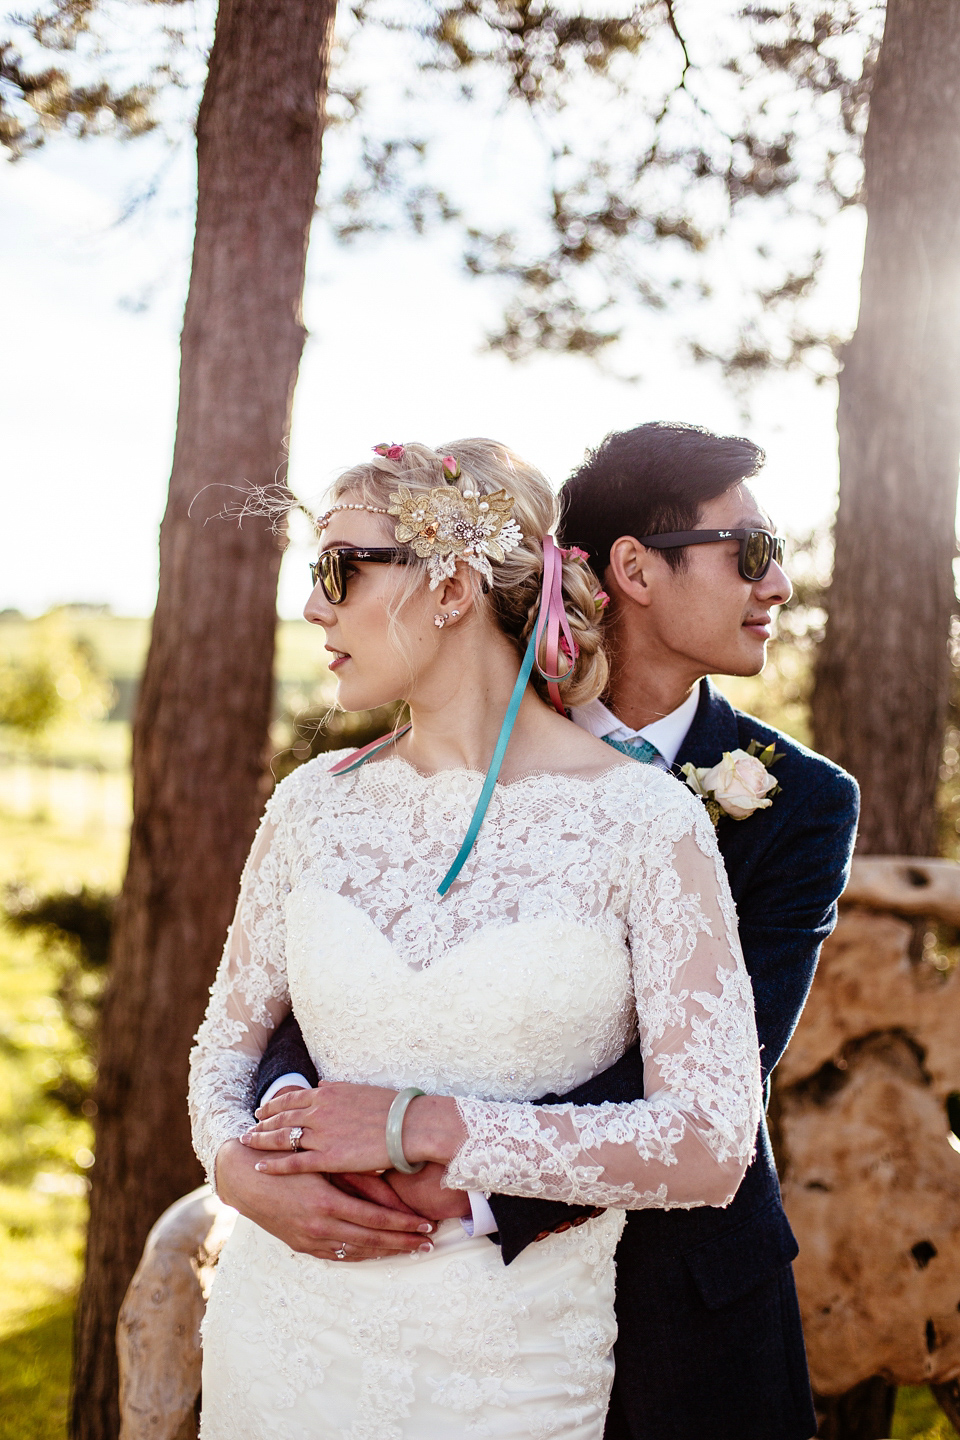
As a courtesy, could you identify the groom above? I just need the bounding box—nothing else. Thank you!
[221,422,859,1440]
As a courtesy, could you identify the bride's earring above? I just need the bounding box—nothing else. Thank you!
[433,610,460,629]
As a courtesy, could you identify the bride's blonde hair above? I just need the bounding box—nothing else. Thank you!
[326,439,609,709]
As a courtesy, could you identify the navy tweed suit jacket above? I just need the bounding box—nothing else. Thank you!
[255,678,859,1440]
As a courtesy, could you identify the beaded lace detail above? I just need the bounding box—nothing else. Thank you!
[200,1208,625,1438]
[189,751,761,1210]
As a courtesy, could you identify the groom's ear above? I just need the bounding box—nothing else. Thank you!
[607,536,657,610]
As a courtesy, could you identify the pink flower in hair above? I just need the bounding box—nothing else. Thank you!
[594,589,610,613]
[563,545,591,564]
[559,634,580,663]
[373,443,405,462]
[441,455,461,479]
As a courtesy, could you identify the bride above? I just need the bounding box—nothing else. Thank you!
[188,438,762,1439]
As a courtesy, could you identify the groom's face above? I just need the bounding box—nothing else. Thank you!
[607,482,792,678]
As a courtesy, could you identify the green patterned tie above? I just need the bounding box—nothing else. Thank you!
[601,734,661,765]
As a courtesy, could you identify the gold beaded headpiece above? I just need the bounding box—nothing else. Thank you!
[316,444,524,591]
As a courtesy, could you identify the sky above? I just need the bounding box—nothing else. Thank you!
[0,4,859,621]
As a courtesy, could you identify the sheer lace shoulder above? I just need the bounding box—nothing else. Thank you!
[187,754,354,1186]
[445,776,763,1209]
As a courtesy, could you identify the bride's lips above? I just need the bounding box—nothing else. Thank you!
[326,647,350,671]
[742,614,772,640]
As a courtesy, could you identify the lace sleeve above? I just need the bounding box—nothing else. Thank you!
[444,792,763,1210]
[188,791,294,1190]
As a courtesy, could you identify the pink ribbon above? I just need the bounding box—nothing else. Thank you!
[328,722,412,776]
[534,534,578,716]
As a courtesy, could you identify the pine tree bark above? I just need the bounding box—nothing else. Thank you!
[811,0,960,858]
[814,1378,897,1440]
[71,2,336,1435]
[811,3,960,1433]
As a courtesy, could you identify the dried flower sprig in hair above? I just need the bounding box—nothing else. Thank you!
[373,443,405,462]
[193,482,303,536]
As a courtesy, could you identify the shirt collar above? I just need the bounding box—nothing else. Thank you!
[572,685,701,769]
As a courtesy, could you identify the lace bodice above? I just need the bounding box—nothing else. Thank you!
[189,751,762,1210]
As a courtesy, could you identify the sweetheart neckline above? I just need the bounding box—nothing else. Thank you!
[286,884,628,977]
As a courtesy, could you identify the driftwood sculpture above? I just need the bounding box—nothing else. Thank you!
[776,857,960,1403]
[116,856,960,1434]
[116,1185,235,1440]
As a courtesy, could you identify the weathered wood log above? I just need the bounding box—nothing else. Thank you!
[777,856,960,1394]
[843,856,960,929]
[116,1187,235,1440]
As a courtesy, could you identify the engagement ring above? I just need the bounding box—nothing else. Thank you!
[334,1244,348,1260]
[289,1126,304,1151]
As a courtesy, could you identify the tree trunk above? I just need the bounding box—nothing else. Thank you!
[814,1378,897,1440]
[811,2,960,1431]
[811,0,960,857]
[71,2,336,1434]
[931,1379,960,1431]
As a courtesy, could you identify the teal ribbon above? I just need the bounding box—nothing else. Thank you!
[436,626,538,898]
[330,628,539,898]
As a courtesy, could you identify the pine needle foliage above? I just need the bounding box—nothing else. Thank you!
[1,0,887,378]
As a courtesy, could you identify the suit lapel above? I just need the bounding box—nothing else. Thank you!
[675,677,740,771]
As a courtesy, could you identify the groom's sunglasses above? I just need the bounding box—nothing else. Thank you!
[638,529,785,582]
[309,547,412,605]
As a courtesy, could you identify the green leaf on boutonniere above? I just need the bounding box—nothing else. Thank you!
[746,738,785,769]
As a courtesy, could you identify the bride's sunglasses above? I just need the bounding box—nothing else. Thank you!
[637,528,785,582]
[309,546,412,605]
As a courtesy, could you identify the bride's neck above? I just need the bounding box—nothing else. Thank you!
[398,623,548,776]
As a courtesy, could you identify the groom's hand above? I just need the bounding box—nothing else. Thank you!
[386,1164,472,1220]
[337,1163,472,1222]
[215,1140,437,1262]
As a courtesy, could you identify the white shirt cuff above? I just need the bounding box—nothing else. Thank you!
[260,1073,312,1106]
[460,1191,498,1238]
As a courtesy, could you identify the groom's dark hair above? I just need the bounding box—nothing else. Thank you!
[559,422,765,574]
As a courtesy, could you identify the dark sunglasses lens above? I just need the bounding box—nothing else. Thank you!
[319,551,345,603]
[742,531,773,580]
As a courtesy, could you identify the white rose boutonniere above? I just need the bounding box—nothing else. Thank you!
[680,740,784,827]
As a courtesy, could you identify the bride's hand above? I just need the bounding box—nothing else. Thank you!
[242,1081,467,1176]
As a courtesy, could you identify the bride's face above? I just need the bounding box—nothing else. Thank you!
[304,503,438,712]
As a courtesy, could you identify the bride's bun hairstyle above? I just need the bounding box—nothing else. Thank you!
[322,439,610,710]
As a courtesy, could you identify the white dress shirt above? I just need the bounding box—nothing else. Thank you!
[570,686,701,770]
[262,685,702,1238]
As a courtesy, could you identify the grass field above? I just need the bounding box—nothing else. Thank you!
[0,686,128,1440]
[0,611,956,1438]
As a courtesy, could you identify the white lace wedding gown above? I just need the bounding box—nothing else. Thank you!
[189,752,761,1440]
